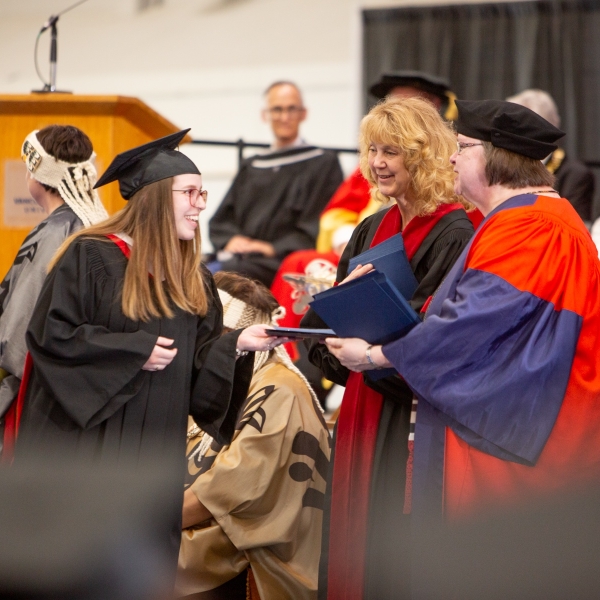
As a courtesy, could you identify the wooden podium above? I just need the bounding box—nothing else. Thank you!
[0,94,190,279]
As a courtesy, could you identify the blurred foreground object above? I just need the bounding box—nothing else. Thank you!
[415,486,600,600]
[0,454,179,600]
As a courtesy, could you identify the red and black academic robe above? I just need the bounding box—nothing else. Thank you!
[302,203,474,600]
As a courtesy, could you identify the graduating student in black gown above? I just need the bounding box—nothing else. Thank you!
[15,130,286,569]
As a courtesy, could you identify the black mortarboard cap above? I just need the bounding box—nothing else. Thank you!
[369,70,451,101]
[455,100,565,160]
[94,129,200,200]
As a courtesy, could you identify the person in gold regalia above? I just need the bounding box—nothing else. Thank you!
[177,271,331,600]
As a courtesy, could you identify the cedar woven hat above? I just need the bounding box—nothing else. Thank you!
[455,100,565,160]
[94,129,200,200]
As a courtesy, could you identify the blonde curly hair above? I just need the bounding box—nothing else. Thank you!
[359,96,471,215]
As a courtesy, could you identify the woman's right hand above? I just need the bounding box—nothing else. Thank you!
[142,336,178,372]
[339,263,374,285]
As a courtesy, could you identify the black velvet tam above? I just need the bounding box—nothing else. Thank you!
[456,100,565,160]
[369,70,451,101]
[94,129,200,200]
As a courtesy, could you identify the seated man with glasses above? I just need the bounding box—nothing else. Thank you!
[208,81,343,287]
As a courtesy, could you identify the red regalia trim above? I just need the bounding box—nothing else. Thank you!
[106,234,131,259]
[326,202,463,599]
[321,168,372,216]
[2,352,33,464]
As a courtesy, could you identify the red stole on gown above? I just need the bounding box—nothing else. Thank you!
[2,354,32,463]
[326,202,463,600]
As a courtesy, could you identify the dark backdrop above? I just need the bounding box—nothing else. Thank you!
[362,0,600,218]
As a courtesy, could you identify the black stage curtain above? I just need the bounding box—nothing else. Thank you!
[363,0,600,217]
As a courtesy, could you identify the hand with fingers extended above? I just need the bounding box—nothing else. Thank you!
[237,324,290,354]
[339,263,374,285]
[142,336,178,372]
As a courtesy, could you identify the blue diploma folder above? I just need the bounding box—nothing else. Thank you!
[348,233,418,301]
[309,270,420,380]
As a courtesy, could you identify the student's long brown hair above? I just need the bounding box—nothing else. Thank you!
[49,177,208,321]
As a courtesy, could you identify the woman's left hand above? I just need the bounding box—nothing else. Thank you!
[237,324,290,353]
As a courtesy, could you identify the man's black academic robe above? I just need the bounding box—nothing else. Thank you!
[209,145,344,286]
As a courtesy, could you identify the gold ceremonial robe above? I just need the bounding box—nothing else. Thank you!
[176,359,331,599]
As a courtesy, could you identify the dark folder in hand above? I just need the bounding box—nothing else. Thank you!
[309,270,420,380]
[348,233,418,301]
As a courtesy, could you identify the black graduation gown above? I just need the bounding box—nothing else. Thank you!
[18,237,252,461]
[209,146,344,286]
[16,238,254,575]
[301,206,474,600]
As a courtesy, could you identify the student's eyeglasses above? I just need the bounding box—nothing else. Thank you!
[456,141,484,154]
[172,189,208,205]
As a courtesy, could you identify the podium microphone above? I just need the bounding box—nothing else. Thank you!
[33,0,92,94]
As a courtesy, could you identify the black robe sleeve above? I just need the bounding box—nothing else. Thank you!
[25,239,158,429]
[189,270,254,445]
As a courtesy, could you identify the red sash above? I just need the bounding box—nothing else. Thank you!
[1,353,33,464]
[327,203,463,599]
[106,234,131,259]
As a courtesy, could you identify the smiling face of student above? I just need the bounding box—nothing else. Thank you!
[171,173,206,241]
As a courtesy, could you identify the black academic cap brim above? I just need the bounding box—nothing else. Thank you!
[456,100,565,160]
[370,70,451,101]
[94,129,201,200]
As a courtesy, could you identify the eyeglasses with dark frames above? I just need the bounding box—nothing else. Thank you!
[456,141,484,154]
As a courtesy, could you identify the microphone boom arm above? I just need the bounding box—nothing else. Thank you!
[33,0,91,93]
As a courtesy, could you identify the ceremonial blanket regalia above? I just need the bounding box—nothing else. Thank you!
[177,360,331,600]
